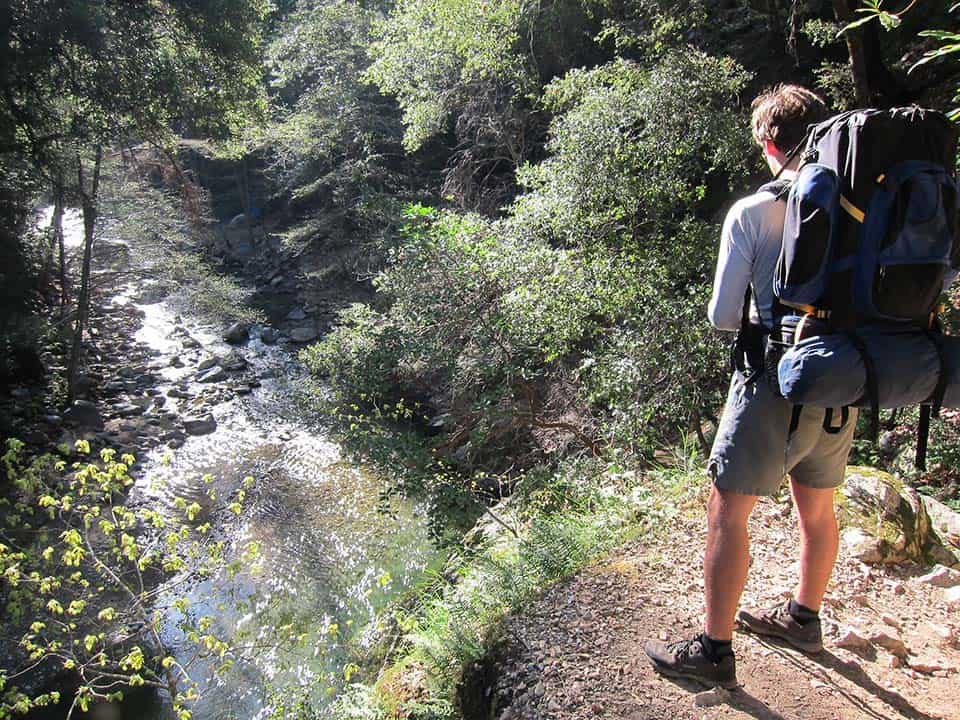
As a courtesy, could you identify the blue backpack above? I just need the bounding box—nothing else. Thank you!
[764,107,960,469]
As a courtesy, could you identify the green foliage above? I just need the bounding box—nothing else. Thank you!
[302,304,404,402]
[511,52,754,246]
[265,0,411,245]
[589,0,708,56]
[311,50,754,463]
[2,1,268,164]
[99,161,264,326]
[365,0,534,152]
[364,0,603,210]
[840,0,960,118]
[399,491,635,705]
[0,439,260,718]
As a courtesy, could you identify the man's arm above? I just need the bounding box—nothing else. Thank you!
[708,203,754,331]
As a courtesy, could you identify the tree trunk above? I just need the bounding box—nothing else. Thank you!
[235,157,254,245]
[40,181,64,298]
[832,0,903,106]
[67,146,102,403]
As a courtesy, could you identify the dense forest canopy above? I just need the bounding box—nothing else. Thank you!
[1,0,960,717]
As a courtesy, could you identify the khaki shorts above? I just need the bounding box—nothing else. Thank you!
[708,370,858,496]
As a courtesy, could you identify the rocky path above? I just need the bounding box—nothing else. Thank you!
[488,494,960,720]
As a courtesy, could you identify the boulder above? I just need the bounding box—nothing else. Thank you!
[286,307,308,321]
[224,322,250,344]
[838,468,953,566]
[183,414,217,436]
[133,282,171,305]
[115,403,145,418]
[921,495,960,566]
[221,351,248,371]
[259,327,279,344]
[842,527,884,564]
[916,565,960,588]
[196,367,227,384]
[289,326,318,343]
[63,400,104,430]
[197,356,220,372]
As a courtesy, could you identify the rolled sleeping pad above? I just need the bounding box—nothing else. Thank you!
[777,326,960,408]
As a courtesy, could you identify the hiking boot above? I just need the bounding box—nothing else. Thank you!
[644,636,738,689]
[736,601,823,653]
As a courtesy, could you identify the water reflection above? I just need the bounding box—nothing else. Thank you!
[122,302,436,719]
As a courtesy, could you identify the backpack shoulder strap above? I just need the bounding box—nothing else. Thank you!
[757,178,791,201]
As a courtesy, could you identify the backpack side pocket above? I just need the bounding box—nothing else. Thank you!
[775,164,840,311]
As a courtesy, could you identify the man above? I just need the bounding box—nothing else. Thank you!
[643,84,858,690]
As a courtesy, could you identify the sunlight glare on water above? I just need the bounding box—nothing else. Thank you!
[120,292,437,719]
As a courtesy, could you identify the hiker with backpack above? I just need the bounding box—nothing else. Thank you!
[644,84,959,690]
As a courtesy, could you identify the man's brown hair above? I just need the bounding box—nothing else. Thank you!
[750,84,828,154]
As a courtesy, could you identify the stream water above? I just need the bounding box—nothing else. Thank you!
[127,302,438,720]
[32,208,442,719]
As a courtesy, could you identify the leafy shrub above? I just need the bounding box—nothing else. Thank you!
[511,51,754,246]
[265,0,411,242]
[0,439,260,719]
[301,303,405,403]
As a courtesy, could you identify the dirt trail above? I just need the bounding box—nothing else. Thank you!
[487,495,960,720]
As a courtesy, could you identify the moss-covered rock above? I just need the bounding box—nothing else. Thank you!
[922,494,960,566]
[838,467,959,568]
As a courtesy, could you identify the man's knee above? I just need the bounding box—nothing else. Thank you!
[790,481,838,529]
[707,485,757,533]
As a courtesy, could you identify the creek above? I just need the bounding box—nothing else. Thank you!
[25,208,442,719]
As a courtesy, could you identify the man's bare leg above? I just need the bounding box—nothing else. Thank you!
[790,479,839,611]
[704,485,759,640]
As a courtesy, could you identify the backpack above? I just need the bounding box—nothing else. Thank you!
[760,107,960,469]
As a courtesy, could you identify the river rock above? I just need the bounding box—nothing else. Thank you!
[286,307,307,321]
[168,387,192,399]
[183,414,217,435]
[72,373,94,397]
[197,356,220,372]
[945,586,960,607]
[168,355,184,368]
[917,565,960,588]
[225,322,250,344]
[133,282,170,304]
[221,351,248,371]
[115,403,145,418]
[260,327,279,344]
[197,366,227,383]
[289,326,318,343]
[63,400,104,430]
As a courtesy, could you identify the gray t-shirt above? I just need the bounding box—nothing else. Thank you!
[708,188,785,331]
